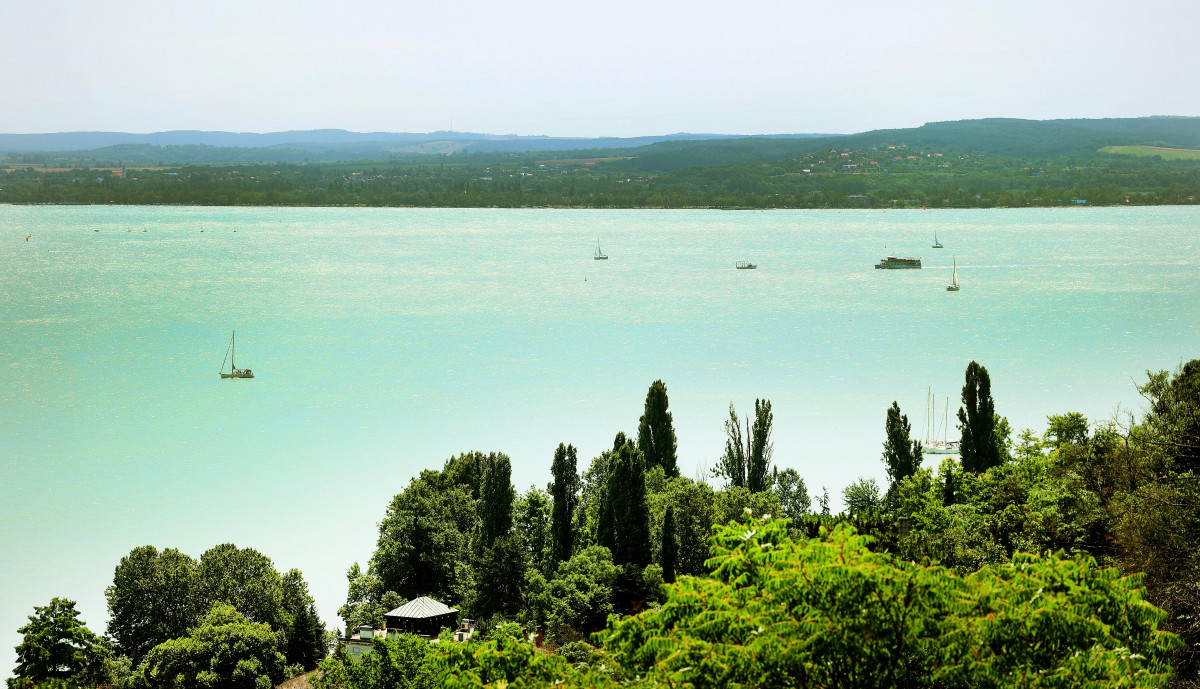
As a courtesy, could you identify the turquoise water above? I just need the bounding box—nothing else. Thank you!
[2,205,1197,676]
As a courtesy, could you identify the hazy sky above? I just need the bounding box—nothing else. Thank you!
[2,0,1198,137]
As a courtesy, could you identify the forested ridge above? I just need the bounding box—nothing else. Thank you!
[12,361,1200,689]
[4,117,1200,209]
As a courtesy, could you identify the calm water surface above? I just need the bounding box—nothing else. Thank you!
[2,205,1197,676]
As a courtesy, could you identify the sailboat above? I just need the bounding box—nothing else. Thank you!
[932,231,944,248]
[593,239,608,260]
[219,331,254,379]
[946,256,960,291]
[922,391,959,454]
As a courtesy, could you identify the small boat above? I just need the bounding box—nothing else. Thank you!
[219,331,254,379]
[875,256,922,269]
[946,256,960,291]
[932,231,943,248]
[593,239,608,260]
[736,261,757,270]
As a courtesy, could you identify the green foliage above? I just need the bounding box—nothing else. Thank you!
[523,545,618,643]
[338,563,406,632]
[513,486,552,575]
[477,454,515,549]
[1140,359,1200,472]
[842,476,883,516]
[548,443,579,567]
[11,598,105,685]
[471,535,527,620]
[959,360,1002,473]
[771,467,812,521]
[105,546,198,664]
[1045,412,1090,450]
[598,513,1178,688]
[311,634,435,689]
[428,636,578,688]
[646,476,718,577]
[104,543,325,672]
[882,401,923,490]
[371,474,475,605]
[637,380,679,478]
[597,440,651,568]
[714,399,775,492]
[138,603,286,689]
[660,506,678,584]
[714,486,782,528]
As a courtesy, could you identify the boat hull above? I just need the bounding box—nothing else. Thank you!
[875,256,922,269]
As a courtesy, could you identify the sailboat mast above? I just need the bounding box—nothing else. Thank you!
[944,397,949,444]
[231,331,235,370]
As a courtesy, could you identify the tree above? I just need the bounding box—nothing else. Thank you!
[647,476,717,578]
[477,453,515,549]
[1140,359,1200,472]
[279,569,331,671]
[637,380,679,478]
[311,633,435,689]
[514,486,552,575]
[1044,412,1089,450]
[882,401,923,487]
[598,440,651,568]
[371,477,475,605]
[105,545,199,665]
[599,514,1179,689]
[549,443,579,567]
[138,603,286,689]
[338,562,405,632]
[660,506,678,584]
[772,467,812,521]
[523,546,619,642]
[195,543,286,631]
[958,361,1001,473]
[471,535,528,621]
[12,598,103,684]
[714,399,775,492]
[842,477,882,515]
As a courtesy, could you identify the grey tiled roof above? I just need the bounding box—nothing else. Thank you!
[385,596,458,620]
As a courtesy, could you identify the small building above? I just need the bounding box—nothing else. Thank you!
[337,596,467,662]
[385,597,460,637]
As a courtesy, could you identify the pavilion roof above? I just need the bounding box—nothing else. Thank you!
[385,596,458,620]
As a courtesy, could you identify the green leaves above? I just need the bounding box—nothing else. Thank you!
[13,598,104,684]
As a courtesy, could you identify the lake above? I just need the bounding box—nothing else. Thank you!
[1,204,1197,677]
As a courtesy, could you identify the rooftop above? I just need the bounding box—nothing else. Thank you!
[386,596,458,620]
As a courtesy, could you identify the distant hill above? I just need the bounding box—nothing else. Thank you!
[599,117,1200,174]
[0,129,831,157]
[4,118,1199,169]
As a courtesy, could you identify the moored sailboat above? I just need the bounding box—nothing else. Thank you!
[922,390,959,454]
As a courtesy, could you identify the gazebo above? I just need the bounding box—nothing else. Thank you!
[384,596,459,637]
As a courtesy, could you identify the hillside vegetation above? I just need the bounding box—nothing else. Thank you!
[4,117,1200,208]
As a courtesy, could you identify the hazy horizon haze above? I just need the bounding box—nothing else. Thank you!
[2,0,1198,137]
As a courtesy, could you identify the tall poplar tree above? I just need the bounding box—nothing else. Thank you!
[661,506,678,584]
[714,399,775,492]
[637,380,680,478]
[599,439,651,568]
[549,443,579,566]
[882,401,923,487]
[479,454,515,548]
[958,361,1001,473]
